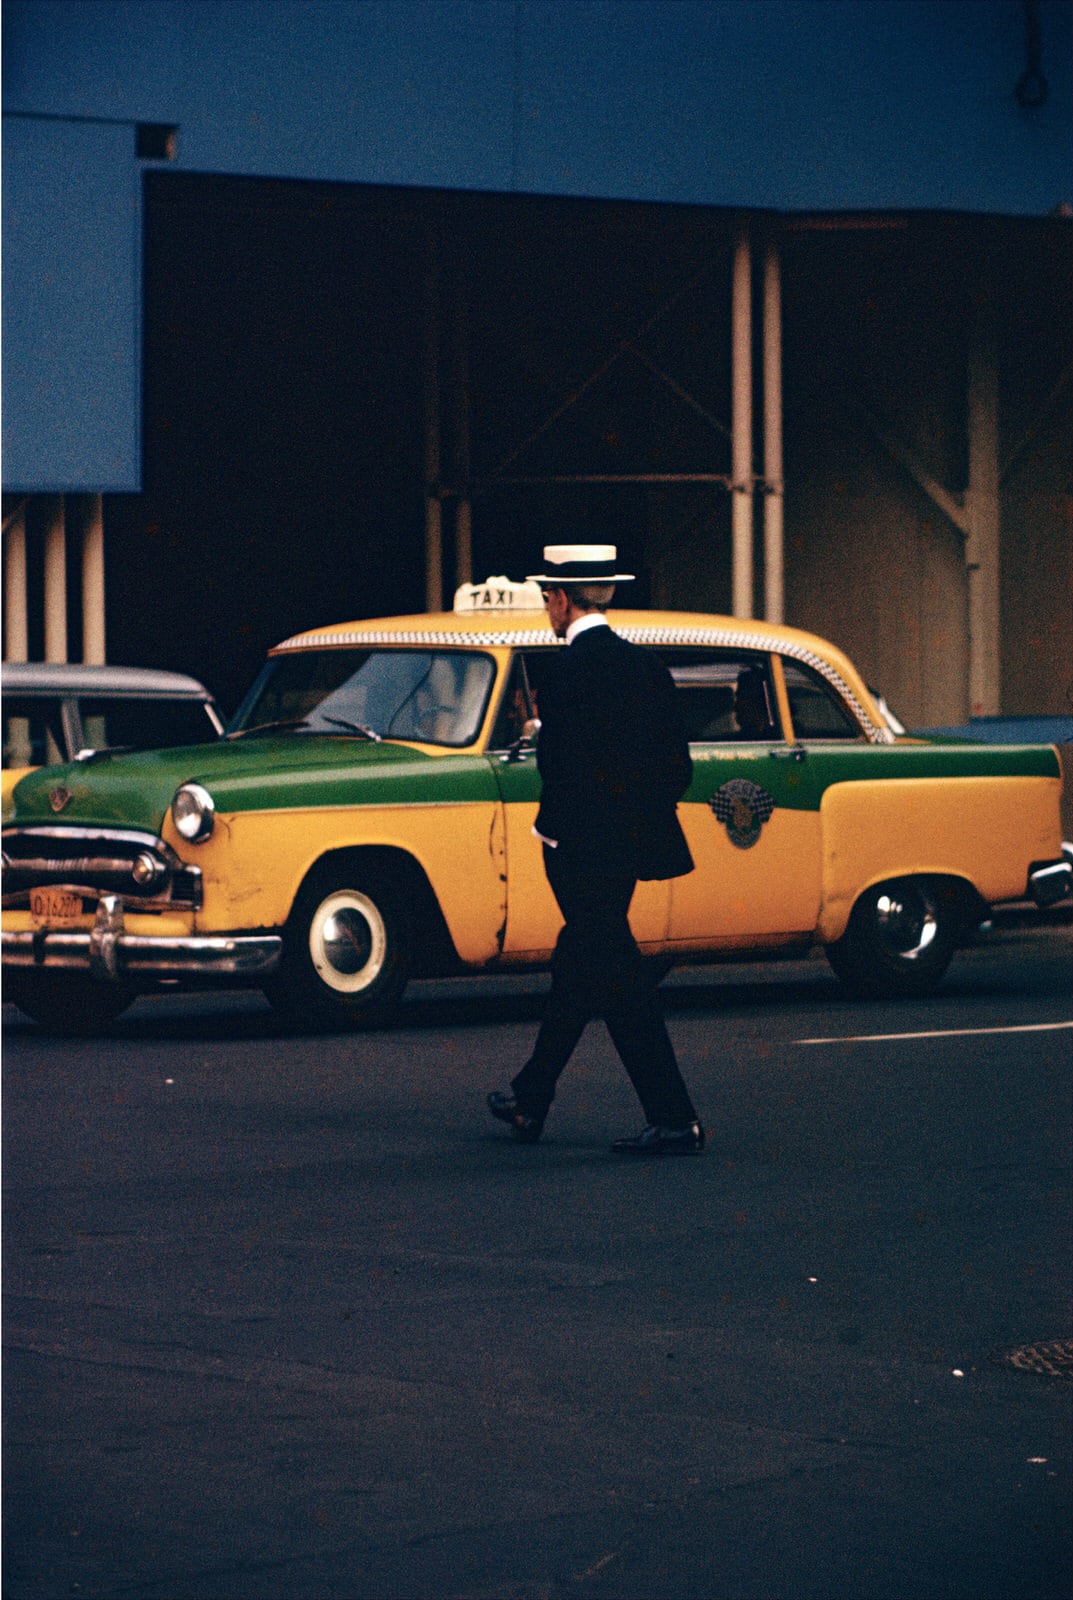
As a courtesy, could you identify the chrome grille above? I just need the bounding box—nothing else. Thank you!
[2,826,202,910]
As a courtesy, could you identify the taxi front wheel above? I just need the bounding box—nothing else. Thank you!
[266,860,411,1026]
[824,877,958,999]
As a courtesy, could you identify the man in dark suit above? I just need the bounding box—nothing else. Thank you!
[488,544,704,1156]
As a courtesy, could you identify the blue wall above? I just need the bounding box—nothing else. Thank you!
[3,0,1071,492]
[3,117,141,491]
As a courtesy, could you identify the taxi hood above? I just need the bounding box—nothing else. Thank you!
[6,735,437,837]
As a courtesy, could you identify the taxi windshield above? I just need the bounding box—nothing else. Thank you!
[228,648,496,748]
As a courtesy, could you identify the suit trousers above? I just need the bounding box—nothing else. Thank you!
[512,845,697,1128]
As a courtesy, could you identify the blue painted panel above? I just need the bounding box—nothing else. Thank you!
[3,0,1070,213]
[513,0,1073,212]
[917,717,1073,744]
[2,118,140,491]
[3,0,516,191]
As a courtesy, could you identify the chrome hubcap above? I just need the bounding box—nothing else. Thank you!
[873,883,939,961]
[308,890,387,993]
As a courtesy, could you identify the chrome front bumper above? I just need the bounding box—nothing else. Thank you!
[2,895,282,983]
[1028,856,1073,909]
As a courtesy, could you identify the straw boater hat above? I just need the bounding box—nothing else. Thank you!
[526,544,635,584]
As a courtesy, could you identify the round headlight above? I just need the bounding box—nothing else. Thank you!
[171,782,215,843]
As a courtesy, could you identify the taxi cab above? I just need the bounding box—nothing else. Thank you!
[2,579,1068,1032]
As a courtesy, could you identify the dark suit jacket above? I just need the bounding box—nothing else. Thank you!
[534,623,694,881]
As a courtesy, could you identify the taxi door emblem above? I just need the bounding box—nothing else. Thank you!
[48,785,72,814]
[710,779,775,849]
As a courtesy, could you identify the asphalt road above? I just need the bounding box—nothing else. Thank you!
[3,920,1071,1600]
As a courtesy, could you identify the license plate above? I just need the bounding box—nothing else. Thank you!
[30,888,83,927]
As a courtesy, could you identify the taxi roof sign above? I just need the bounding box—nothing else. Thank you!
[453,576,545,613]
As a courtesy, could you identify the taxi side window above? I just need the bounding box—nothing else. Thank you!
[782,660,864,739]
[664,653,780,743]
[489,652,555,749]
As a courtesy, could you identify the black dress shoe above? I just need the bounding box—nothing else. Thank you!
[611,1122,705,1157]
[486,1091,545,1144]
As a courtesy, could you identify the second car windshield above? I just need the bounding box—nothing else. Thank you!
[228,648,496,748]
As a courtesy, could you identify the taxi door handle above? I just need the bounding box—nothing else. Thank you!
[768,745,807,761]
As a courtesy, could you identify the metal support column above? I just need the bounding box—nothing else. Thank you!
[762,239,785,625]
[731,224,754,618]
[3,501,30,765]
[3,500,29,662]
[451,252,473,592]
[43,495,68,664]
[80,494,106,664]
[423,220,444,614]
[967,287,1001,716]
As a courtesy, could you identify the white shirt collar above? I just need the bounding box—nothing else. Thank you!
[565,613,610,646]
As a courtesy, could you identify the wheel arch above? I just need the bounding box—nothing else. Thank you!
[822,871,979,999]
[289,843,460,977]
[820,869,987,947]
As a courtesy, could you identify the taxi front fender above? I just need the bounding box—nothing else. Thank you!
[164,800,508,968]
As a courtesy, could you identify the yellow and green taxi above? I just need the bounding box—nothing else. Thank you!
[3,579,1068,1032]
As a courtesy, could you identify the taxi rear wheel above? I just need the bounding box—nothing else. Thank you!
[6,972,134,1034]
[824,876,958,999]
[267,859,411,1026]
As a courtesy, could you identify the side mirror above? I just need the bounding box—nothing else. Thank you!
[501,718,541,763]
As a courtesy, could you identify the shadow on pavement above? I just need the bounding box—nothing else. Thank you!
[3,925,1068,1045]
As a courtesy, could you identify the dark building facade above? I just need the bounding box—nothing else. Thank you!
[4,2,1071,724]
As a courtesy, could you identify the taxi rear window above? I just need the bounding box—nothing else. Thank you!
[661,652,780,743]
[782,661,864,739]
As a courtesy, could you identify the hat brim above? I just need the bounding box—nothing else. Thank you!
[526,570,634,585]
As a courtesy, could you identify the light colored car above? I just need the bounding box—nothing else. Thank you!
[2,582,1069,1032]
[3,662,224,819]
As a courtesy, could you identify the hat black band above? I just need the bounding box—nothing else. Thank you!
[540,560,620,582]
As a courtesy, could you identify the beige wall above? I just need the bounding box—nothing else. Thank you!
[785,398,971,728]
[644,360,1068,736]
[1000,398,1073,718]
